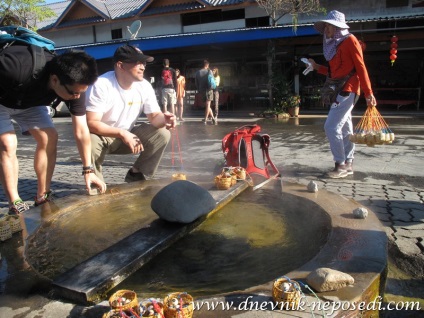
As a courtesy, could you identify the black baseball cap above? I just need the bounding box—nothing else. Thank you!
[113,45,154,63]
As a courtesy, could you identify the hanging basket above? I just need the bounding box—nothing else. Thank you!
[272,277,301,310]
[108,290,139,314]
[163,292,194,318]
[349,106,395,147]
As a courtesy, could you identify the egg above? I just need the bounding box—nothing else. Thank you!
[170,298,179,307]
[282,282,292,291]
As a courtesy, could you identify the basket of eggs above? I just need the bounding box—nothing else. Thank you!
[272,277,301,310]
[349,106,395,147]
[172,173,187,181]
[107,290,140,316]
[214,171,233,190]
[140,299,165,317]
[163,292,194,318]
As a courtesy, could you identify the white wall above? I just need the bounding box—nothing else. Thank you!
[141,15,182,36]
[47,27,93,47]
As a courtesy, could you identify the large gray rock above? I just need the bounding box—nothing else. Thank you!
[306,268,355,292]
[151,180,216,223]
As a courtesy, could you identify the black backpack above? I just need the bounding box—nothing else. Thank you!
[0,26,56,107]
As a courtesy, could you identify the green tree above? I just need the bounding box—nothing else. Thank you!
[0,0,56,30]
[255,0,324,108]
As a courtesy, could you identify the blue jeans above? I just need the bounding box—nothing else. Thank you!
[324,93,358,164]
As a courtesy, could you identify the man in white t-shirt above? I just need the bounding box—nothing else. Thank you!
[86,45,176,183]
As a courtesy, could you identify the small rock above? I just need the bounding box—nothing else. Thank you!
[306,268,354,292]
[353,207,368,219]
[307,180,318,193]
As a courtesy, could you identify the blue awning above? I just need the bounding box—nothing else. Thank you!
[56,25,318,59]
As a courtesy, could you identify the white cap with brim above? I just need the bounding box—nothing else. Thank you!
[314,10,350,34]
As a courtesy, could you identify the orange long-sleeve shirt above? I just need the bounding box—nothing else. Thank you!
[317,34,373,98]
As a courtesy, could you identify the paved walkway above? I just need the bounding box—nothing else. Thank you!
[0,109,423,317]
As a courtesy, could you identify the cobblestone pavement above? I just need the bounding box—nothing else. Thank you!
[0,110,423,317]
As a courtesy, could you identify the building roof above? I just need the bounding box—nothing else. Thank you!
[37,0,246,31]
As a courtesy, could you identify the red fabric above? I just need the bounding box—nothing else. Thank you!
[317,34,373,98]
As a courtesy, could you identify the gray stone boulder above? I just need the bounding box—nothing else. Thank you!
[151,180,216,223]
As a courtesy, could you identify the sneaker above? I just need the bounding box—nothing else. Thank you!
[211,116,216,124]
[9,199,30,215]
[214,117,218,125]
[34,190,54,206]
[124,169,146,183]
[327,163,348,179]
[345,161,354,175]
[201,119,207,124]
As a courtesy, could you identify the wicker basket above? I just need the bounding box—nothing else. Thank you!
[231,175,237,186]
[102,311,121,318]
[5,215,22,233]
[214,175,232,190]
[234,167,246,180]
[109,290,139,314]
[0,221,12,242]
[172,173,187,181]
[163,292,194,318]
[140,300,165,317]
[272,277,301,310]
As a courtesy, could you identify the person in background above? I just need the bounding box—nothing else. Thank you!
[212,67,220,125]
[0,47,106,215]
[308,10,377,179]
[86,45,176,183]
[161,58,177,115]
[195,59,214,124]
[175,68,186,121]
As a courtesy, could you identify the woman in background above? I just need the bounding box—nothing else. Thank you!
[175,68,186,121]
[212,67,220,125]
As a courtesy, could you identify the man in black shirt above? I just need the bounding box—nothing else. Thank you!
[0,46,106,215]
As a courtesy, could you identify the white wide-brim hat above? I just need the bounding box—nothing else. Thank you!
[314,10,350,34]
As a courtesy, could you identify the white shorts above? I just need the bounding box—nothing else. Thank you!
[0,104,54,135]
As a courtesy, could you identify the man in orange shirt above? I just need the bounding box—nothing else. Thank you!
[308,10,377,178]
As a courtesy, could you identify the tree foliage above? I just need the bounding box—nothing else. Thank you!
[256,0,323,26]
[0,0,56,30]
